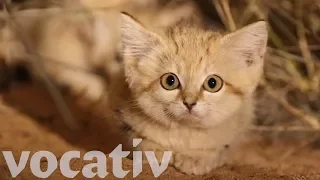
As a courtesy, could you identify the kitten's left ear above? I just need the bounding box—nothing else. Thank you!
[120,13,162,58]
[220,21,268,67]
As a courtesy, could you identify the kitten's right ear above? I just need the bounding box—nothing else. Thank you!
[120,13,162,58]
[220,21,268,65]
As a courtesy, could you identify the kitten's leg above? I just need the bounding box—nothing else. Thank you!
[46,66,109,109]
[172,150,226,175]
[127,134,174,165]
[140,141,174,165]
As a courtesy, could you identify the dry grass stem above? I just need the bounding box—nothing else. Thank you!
[296,0,319,94]
[264,83,320,129]
[220,0,236,31]
[212,0,227,30]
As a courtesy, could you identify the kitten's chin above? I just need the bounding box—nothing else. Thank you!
[170,110,225,128]
[162,107,212,128]
[170,110,208,127]
[181,111,202,120]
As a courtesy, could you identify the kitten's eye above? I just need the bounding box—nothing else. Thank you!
[203,74,223,93]
[160,73,180,90]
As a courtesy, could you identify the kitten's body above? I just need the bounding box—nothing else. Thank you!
[0,8,268,175]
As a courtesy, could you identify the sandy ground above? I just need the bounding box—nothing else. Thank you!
[0,83,320,179]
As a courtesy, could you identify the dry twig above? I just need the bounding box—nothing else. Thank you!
[296,0,319,94]
[219,0,236,31]
[262,81,320,129]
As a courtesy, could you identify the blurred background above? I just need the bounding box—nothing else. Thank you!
[0,0,319,179]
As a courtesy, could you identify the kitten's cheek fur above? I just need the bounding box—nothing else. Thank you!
[190,105,206,117]
[137,93,173,126]
[168,104,186,117]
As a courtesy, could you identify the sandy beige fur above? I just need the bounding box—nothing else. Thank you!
[120,14,268,175]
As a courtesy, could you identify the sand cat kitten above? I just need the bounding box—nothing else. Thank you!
[120,14,268,175]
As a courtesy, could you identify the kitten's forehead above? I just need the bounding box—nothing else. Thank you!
[163,25,222,78]
[166,25,222,52]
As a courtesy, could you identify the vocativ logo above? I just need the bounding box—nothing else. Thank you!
[2,139,172,178]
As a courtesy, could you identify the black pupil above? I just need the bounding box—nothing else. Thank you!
[166,75,175,86]
[208,78,216,88]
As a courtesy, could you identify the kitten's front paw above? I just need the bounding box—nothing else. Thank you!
[173,153,222,175]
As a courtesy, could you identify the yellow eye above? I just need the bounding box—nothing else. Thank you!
[160,73,180,90]
[203,74,223,93]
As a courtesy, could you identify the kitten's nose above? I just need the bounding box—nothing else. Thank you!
[183,100,197,111]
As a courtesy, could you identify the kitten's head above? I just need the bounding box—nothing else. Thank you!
[120,13,268,128]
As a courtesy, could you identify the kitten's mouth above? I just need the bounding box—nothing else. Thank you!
[164,107,202,122]
[181,111,201,119]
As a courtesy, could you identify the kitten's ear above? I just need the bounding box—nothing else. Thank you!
[120,13,162,58]
[220,21,268,67]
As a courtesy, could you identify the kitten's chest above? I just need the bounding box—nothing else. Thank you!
[124,115,235,152]
[152,126,218,151]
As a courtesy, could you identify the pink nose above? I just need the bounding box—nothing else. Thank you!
[183,101,197,111]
